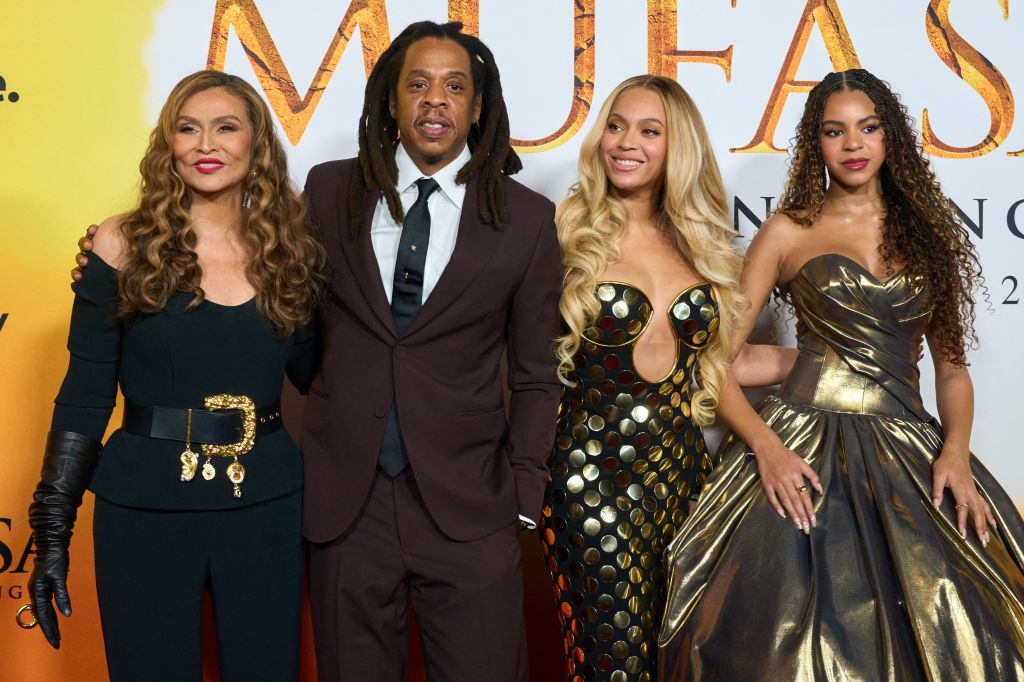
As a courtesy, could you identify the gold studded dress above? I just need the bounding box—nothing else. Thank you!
[659,254,1024,681]
[541,281,720,682]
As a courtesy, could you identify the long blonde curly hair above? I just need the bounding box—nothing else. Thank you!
[556,75,746,426]
[116,70,325,336]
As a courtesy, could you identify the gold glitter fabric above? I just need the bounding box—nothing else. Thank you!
[660,254,1024,681]
[541,282,720,682]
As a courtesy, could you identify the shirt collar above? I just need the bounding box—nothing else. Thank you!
[394,142,471,210]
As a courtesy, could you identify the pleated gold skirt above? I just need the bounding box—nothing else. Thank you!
[659,395,1024,681]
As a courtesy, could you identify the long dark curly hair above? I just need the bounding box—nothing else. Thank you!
[777,68,982,365]
[348,20,521,233]
[117,70,326,336]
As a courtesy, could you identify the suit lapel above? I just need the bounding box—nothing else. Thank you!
[405,177,504,337]
[336,184,398,338]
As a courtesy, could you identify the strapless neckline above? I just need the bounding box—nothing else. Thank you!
[790,253,909,288]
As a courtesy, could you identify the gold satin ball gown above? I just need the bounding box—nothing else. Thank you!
[541,281,720,682]
[659,254,1024,681]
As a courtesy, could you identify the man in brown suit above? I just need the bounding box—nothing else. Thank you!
[301,21,561,681]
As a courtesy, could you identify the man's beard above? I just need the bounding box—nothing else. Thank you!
[423,152,446,167]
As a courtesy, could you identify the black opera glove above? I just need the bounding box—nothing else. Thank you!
[27,431,101,649]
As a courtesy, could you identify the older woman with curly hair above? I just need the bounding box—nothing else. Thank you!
[660,68,1024,681]
[25,70,324,680]
[539,75,795,682]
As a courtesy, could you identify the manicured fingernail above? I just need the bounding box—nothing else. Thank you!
[794,520,802,531]
[777,508,786,518]
[811,515,817,528]
[960,528,966,539]
[933,499,941,508]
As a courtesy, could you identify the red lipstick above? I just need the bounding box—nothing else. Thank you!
[193,157,226,174]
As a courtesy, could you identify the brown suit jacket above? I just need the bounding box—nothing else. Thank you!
[301,158,561,543]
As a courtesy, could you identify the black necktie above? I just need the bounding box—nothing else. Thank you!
[378,177,440,477]
[390,177,439,334]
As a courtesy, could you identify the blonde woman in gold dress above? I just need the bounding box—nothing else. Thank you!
[660,69,1024,681]
[539,75,795,682]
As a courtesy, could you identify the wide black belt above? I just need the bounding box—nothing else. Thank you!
[122,397,283,446]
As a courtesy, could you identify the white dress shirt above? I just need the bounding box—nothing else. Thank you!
[370,144,469,304]
[369,143,536,529]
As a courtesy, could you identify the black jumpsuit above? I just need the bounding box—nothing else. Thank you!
[51,254,315,681]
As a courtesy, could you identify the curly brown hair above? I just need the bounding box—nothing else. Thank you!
[777,68,982,365]
[117,70,325,336]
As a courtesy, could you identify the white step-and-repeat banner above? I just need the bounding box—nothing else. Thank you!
[3,2,1020,679]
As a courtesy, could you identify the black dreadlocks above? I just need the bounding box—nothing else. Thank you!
[349,21,522,233]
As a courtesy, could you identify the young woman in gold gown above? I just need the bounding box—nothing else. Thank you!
[659,69,1024,681]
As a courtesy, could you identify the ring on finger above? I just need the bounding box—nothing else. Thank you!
[794,484,808,493]
[955,502,969,510]
[15,604,37,629]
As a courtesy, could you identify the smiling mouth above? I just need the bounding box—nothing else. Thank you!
[193,158,226,174]
[841,158,869,170]
[611,157,644,171]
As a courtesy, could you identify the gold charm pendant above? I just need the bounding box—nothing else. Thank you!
[179,409,199,482]
[201,458,216,481]
[226,458,245,499]
[180,449,198,482]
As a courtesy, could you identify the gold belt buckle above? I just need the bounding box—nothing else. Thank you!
[200,393,255,499]
[201,393,256,458]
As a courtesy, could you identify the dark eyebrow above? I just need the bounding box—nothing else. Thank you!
[406,68,470,80]
[821,114,880,127]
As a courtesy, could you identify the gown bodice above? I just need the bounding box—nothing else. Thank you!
[779,253,933,422]
[556,281,721,503]
[570,280,718,397]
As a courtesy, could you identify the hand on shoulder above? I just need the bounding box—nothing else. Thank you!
[73,215,128,280]
[91,215,129,268]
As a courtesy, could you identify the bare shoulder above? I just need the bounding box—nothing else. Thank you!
[752,211,804,249]
[742,212,797,265]
[92,214,129,268]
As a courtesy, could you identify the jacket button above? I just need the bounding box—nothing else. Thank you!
[394,345,407,358]
[373,405,386,418]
